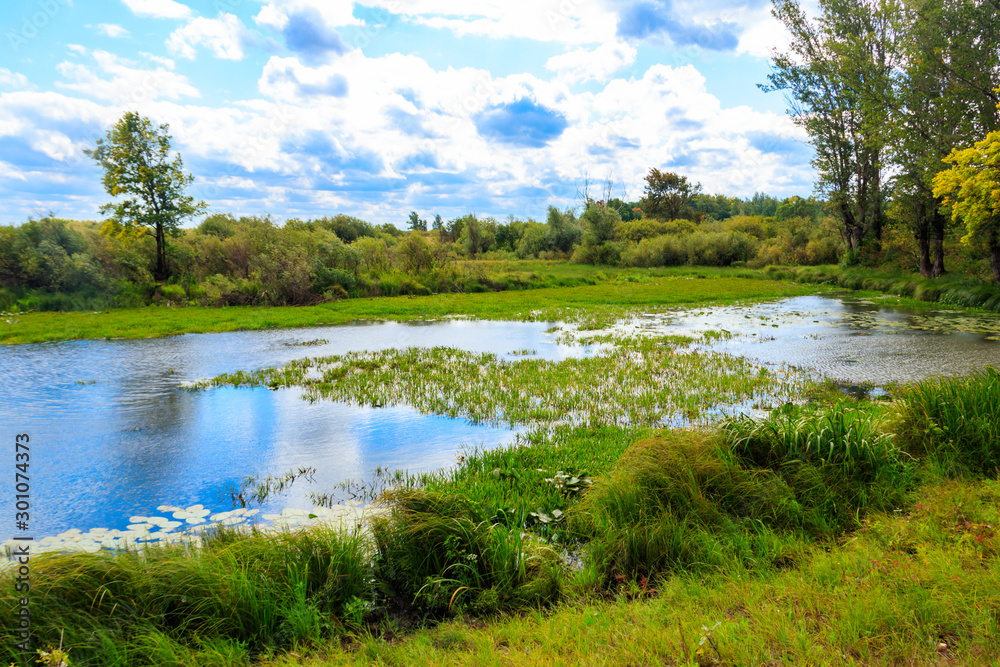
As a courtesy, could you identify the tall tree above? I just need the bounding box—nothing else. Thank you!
[890,0,1000,276]
[407,211,427,232]
[764,0,899,254]
[86,112,205,281]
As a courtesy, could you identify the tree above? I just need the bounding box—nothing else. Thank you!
[932,130,1000,283]
[407,211,427,231]
[764,0,899,254]
[86,111,205,281]
[432,214,444,231]
[888,0,1000,277]
[640,169,702,220]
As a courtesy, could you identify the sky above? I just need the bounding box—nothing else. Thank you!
[0,0,816,227]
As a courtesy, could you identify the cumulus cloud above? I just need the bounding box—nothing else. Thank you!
[120,0,193,20]
[0,68,30,90]
[167,13,248,60]
[259,57,349,98]
[97,24,130,38]
[55,50,200,103]
[372,0,616,44]
[255,0,358,59]
[546,41,637,84]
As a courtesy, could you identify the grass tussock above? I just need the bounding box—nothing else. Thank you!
[892,366,1000,475]
[371,490,562,616]
[0,525,372,666]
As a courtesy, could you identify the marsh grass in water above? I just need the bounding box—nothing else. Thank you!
[205,335,813,429]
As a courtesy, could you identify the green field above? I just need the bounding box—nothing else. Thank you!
[0,271,822,345]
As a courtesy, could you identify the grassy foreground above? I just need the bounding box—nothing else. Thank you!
[5,351,1000,664]
[0,269,820,344]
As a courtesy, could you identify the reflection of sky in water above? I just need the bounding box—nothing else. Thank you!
[616,295,1000,385]
[1,320,592,538]
[6,300,1000,538]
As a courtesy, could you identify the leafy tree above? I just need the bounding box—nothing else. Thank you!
[459,215,496,256]
[607,197,641,222]
[86,111,205,281]
[397,232,433,273]
[407,211,427,231]
[640,169,702,220]
[933,130,1000,283]
[888,0,1000,277]
[546,206,584,252]
[432,214,444,231]
[764,0,898,254]
[775,196,824,221]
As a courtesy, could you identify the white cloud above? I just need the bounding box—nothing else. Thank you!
[140,52,176,69]
[735,8,789,58]
[167,13,247,60]
[55,50,200,103]
[0,68,30,90]
[121,0,193,20]
[398,0,617,44]
[546,41,636,84]
[97,23,130,38]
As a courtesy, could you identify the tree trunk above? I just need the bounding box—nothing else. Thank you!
[155,223,168,281]
[990,230,1000,284]
[916,215,932,278]
[931,210,946,277]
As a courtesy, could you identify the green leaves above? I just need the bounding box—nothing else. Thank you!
[86,111,206,280]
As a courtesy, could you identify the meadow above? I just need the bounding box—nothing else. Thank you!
[4,270,1000,665]
[0,269,820,345]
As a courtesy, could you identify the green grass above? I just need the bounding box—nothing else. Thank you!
[8,367,1000,665]
[264,477,1000,666]
[0,271,822,344]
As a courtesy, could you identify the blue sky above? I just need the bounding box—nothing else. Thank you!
[0,0,814,226]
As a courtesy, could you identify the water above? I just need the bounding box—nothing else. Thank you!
[1,320,598,539]
[3,296,1000,542]
[619,294,1000,384]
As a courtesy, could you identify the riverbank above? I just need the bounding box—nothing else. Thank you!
[5,318,1000,665]
[0,270,821,344]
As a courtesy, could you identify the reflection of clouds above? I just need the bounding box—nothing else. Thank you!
[1,320,558,538]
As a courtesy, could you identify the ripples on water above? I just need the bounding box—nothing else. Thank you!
[3,298,1000,541]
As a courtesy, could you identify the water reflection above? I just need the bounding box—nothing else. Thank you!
[1,320,588,538]
[4,299,999,539]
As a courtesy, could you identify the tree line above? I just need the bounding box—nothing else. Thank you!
[765,0,1000,281]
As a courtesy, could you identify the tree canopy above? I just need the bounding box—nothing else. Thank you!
[933,129,1000,282]
[85,112,204,281]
